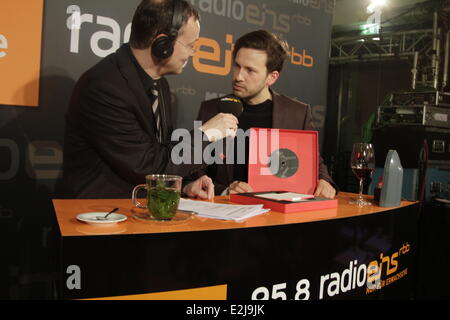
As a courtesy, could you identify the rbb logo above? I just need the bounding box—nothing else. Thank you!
[66,5,131,58]
[173,85,197,96]
[291,14,312,26]
[290,47,314,67]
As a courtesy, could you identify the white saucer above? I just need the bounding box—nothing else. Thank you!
[76,212,128,225]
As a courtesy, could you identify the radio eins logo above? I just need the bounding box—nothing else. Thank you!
[0,1,44,107]
[188,0,291,33]
[66,5,315,77]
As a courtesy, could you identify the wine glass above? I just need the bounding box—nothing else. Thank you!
[350,143,375,206]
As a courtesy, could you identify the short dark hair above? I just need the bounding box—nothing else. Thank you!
[232,30,289,73]
[129,0,200,49]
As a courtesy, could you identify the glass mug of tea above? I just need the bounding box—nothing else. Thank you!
[132,175,182,220]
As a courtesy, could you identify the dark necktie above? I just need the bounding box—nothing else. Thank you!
[150,87,161,142]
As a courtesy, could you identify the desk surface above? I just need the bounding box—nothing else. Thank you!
[53,193,417,237]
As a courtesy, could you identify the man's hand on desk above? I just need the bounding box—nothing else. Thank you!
[229,180,253,194]
[183,175,214,200]
[314,179,336,199]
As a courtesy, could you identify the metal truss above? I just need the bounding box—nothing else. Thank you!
[329,28,434,64]
[330,19,449,91]
[329,1,450,91]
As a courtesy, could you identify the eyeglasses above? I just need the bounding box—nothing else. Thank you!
[175,39,198,54]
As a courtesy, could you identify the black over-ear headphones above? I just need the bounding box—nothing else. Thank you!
[151,0,183,59]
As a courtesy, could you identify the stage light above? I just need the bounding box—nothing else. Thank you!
[367,0,387,13]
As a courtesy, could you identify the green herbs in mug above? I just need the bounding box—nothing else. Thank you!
[147,182,180,220]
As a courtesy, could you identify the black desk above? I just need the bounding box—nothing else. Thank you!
[54,193,419,300]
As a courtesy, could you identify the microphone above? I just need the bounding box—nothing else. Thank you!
[218,95,243,118]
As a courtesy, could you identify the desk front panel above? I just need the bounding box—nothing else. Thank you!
[59,203,419,300]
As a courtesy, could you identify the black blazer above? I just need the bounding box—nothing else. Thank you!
[63,44,209,198]
[196,91,337,195]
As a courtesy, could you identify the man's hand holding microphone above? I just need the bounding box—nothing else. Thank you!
[199,95,243,142]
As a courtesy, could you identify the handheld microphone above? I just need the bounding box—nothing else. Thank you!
[218,95,243,118]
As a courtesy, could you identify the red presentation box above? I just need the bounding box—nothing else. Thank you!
[230,128,338,213]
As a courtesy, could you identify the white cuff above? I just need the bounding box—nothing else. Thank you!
[220,187,230,196]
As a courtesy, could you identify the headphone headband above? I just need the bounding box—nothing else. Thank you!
[151,0,184,59]
[169,0,183,39]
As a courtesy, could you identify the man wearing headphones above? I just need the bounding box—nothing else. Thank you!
[63,0,237,199]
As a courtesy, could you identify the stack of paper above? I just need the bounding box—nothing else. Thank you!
[255,192,314,202]
[179,198,270,222]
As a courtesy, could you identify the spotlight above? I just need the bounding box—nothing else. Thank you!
[367,0,387,13]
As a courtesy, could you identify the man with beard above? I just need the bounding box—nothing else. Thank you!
[196,30,337,198]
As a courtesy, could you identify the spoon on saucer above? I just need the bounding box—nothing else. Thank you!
[96,208,119,220]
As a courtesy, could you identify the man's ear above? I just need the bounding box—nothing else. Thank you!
[266,70,280,87]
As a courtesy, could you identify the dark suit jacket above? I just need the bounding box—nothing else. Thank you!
[196,90,337,195]
[63,44,209,198]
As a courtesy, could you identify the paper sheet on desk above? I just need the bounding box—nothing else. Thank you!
[179,199,270,221]
[255,192,314,202]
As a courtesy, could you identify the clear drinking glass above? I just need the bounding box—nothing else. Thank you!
[132,175,182,220]
[349,143,375,206]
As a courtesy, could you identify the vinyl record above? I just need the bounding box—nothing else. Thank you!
[268,148,299,178]
[248,128,318,193]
